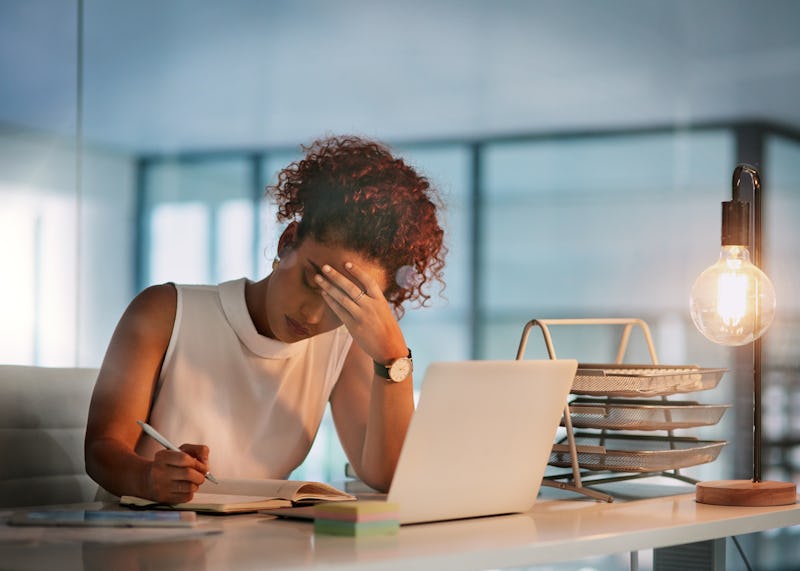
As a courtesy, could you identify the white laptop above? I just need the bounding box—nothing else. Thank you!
[387,359,576,524]
[269,359,577,525]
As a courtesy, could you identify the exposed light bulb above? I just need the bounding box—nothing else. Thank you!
[690,245,776,346]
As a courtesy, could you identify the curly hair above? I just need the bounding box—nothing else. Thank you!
[267,135,446,314]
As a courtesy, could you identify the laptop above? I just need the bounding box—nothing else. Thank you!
[270,359,577,525]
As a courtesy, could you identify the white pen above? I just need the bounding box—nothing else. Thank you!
[136,419,219,484]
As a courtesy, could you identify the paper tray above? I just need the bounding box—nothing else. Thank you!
[566,398,731,431]
[549,433,726,473]
[572,364,727,397]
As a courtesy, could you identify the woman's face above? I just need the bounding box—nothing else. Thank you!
[264,237,390,343]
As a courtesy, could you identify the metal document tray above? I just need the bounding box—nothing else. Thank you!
[549,433,726,473]
[566,398,731,431]
[573,364,727,397]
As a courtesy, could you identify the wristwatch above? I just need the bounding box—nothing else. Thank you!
[373,349,413,383]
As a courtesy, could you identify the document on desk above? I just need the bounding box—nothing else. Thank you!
[0,509,221,544]
[120,478,356,514]
[9,509,198,528]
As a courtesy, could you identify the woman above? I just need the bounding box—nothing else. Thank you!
[85,135,446,503]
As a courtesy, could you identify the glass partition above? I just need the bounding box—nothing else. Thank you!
[0,2,81,366]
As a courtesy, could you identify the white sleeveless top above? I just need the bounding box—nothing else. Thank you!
[135,278,353,479]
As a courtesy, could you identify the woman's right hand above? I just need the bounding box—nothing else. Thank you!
[145,443,210,504]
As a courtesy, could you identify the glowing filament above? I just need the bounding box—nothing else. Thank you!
[717,272,748,327]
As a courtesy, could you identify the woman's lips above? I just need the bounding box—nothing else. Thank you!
[285,315,309,338]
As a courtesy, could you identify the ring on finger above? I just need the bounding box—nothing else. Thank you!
[354,290,367,302]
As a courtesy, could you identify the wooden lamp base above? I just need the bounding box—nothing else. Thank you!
[696,479,797,506]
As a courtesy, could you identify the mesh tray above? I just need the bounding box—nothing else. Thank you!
[572,364,727,397]
[566,398,731,430]
[549,433,726,473]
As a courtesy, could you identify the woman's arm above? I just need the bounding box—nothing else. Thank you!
[315,261,415,492]
[84,284,209,503]
[329,343,414,492]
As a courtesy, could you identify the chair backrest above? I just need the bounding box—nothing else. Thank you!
[0,365,99,508]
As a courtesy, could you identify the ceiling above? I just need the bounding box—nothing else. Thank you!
[2,0,800,154]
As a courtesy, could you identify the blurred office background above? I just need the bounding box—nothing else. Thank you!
[1,1,799,568]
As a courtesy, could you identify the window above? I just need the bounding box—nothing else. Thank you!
[481,131,733,366]
[136,126,800,488]
[141,158,254,287]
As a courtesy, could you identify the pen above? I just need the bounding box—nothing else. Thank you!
[136,420,219,484]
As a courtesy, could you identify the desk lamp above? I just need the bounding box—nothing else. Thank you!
[690,163,796,506]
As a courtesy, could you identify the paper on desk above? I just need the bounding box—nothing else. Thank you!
[0,515,221,545]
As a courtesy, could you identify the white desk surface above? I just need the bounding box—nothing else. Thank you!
[2,485,799,571]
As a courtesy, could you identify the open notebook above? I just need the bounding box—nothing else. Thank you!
[121,479,355,514]
[268,359,577,524]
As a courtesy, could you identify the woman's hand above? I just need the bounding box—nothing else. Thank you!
[314,262,408,364]
[145,443,209,504]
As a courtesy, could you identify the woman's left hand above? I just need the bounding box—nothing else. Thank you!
[314,262,408,364]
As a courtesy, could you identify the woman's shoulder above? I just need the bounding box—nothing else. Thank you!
[130,283,177,314]
[133,281,223,309]
[127,282,229,328]
[115,283,179,341]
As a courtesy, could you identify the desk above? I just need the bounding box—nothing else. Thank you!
[2,490,799,570]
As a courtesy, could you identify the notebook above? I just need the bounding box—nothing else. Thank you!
[121,478,354,514]
[267,359,577,525]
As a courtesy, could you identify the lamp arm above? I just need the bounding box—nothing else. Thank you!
[732,163,764,483]
[731,163,762,266]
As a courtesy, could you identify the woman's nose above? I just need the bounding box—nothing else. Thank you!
[299,295,326,325]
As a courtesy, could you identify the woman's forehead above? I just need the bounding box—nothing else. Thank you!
[296,238,389,289]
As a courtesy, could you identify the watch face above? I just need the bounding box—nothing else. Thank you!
[388,357,413,382]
